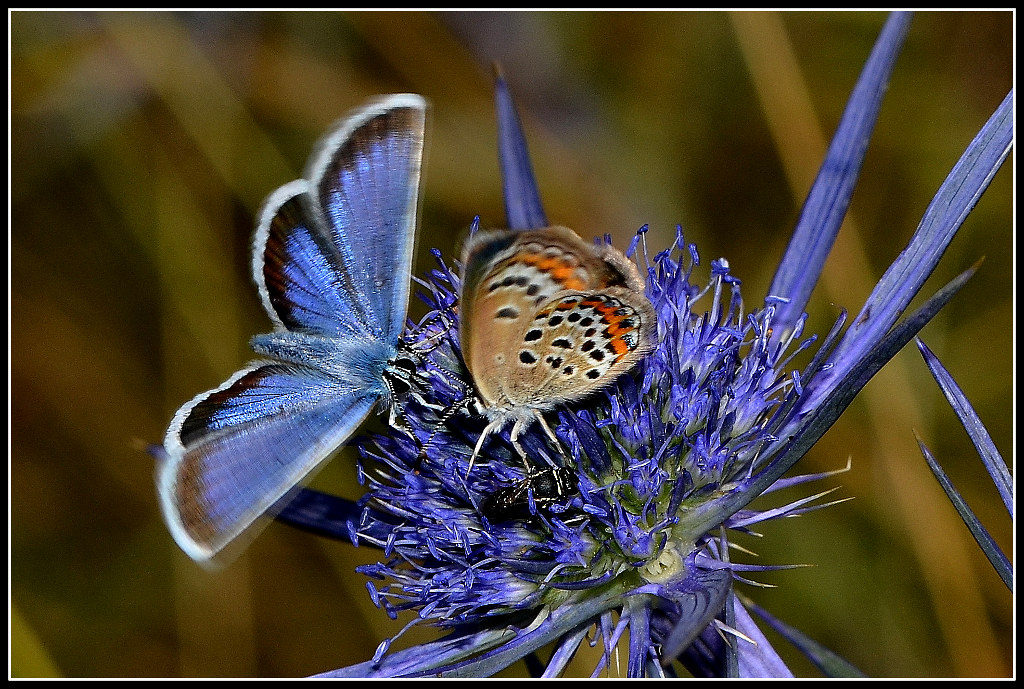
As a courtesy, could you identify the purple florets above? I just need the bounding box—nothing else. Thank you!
[347,223,816,672]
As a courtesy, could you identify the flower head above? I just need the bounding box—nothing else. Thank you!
[349,226,810,674]
[276,11,1011,678]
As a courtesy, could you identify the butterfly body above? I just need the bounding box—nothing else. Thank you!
[458,225,656,463]
[159,94,427,562]
[250,331,398,394]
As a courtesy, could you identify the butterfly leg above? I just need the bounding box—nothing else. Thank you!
[386,402,413,435]
[379,373,416,437]
[508,418,530,469]
[533,410,569,461]
[497,413,568,473]
[468,416,507,474]
[509,416,560,472]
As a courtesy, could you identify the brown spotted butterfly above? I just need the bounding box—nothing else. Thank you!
[458,224,656,467]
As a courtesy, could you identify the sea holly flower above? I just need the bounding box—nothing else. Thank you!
[278,11,1011,678]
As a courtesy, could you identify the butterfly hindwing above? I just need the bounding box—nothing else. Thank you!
[161,362,378,561]
[503,287,656,406]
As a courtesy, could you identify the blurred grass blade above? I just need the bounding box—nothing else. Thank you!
[11,604,62,678]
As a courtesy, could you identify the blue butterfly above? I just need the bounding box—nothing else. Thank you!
[158,94,427,562]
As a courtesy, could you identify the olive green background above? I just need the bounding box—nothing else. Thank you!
[11,10,1012,678]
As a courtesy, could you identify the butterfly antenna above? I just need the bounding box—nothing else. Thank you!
[405,325,449,358]
[404,300,456,347]
[413,393,476,473]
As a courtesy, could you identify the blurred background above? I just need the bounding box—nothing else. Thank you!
[10,10,1012,678]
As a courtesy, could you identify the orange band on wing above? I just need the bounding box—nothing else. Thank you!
[519,253,589,290]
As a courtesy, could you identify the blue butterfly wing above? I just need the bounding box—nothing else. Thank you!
[306,93,426,342]
[255,94,426,339]
[159,95,427,562]
[255,184,374,338]
[160,361,377,561]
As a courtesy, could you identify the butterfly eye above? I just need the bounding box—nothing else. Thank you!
[391,355,419,375]
[384,354,425,397]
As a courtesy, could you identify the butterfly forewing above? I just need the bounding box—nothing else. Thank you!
[311,96,425,342]
[257,187,373,338]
